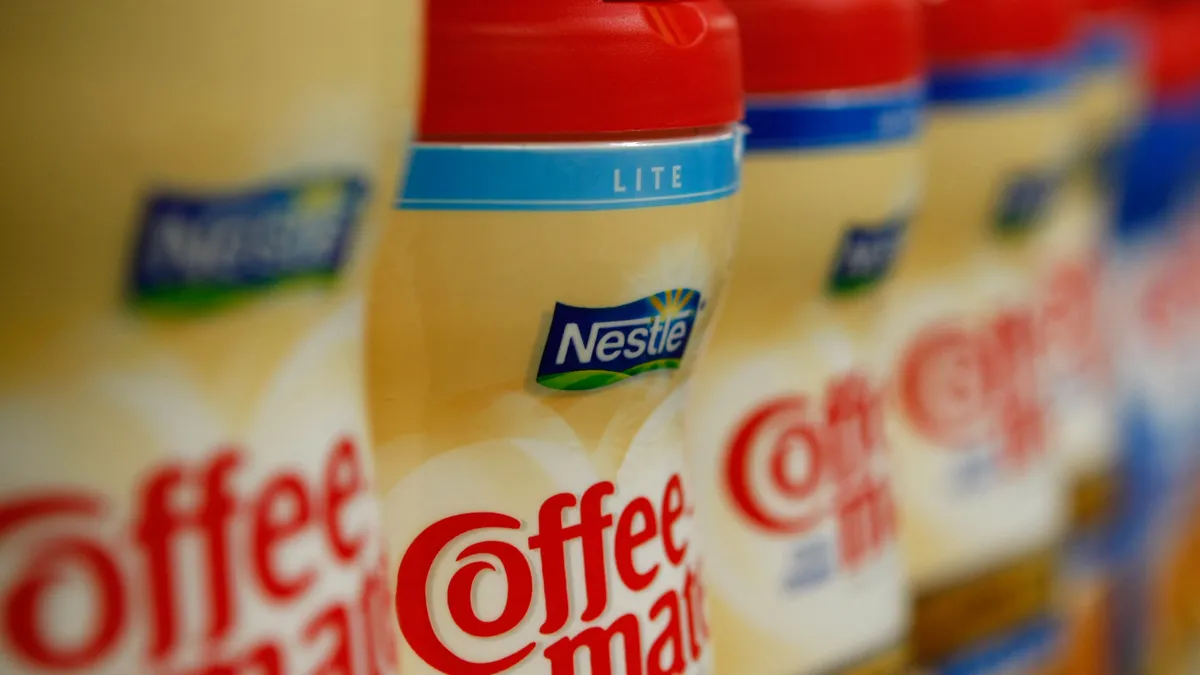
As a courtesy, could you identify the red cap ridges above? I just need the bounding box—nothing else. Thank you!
[922,0,1080,67]
[420,0,743,138]
[724,0,923,95]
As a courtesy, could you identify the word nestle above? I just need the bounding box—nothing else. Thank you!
[396,475,708,675]
[0,438,395,675]
[725,373,897,571]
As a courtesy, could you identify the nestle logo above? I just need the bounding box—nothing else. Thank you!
[129,175,367,314]
[996,168,1064,234]
[535,289,703,391]
[828,217,907,295]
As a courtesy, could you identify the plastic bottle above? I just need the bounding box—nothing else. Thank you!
[0,2,419,673]
[877,0,1079,670]
[366,2,743,673]
[684,1,922,673]
[1039,1,1143,671]
[1105,2,1200,671]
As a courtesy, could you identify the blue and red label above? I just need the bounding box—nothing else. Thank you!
[129,175,367,313]
[828,216,909,295]
[536,289,703,392]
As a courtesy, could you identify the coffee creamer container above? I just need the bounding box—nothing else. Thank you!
[879,0,1079,671]
[1106,3,1200,671]
[684,1,921,673]
[0,2,419,673]
[1041,0,1141,671]
[367,2,743,673]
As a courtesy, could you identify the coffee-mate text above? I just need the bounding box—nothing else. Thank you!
[897,310,1044,471]
[1041,257,1105,380]
[395,475,707,675]
[724,373,897,572]
[0,438,395,675]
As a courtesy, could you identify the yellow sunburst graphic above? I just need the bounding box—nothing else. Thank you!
[648,288,696,317]
[296,181,346,215]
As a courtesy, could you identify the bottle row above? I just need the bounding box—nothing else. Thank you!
[1,0,1199,674]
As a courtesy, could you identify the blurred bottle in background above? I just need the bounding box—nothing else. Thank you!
[1040,0,1143,672]
[877,0,1079,671]
[367,1,743,673]
[685,0,921,673]
[1105,1,1200,672]
[1180,2,1200,660]
[0,2,419,673]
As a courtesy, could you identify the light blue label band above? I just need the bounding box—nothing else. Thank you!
[1079,23,1136,72]
[399,132,742,211]
[928,58,1073,105]
[743,86,923,151]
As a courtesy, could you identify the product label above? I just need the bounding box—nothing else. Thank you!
[394,474,707,675]
[689,355,908,674]
[400,132,741,211]
[373,131,739,675]
[891,68,1071,673]
[896,310,1044,475]
[828,217,908,296]
[882,288,1062,672]
[1041,257,1106,403]
[996,169,1066,234]
[0,438,394,675]
[724,373,897,578]
[1039,247,1117,528]
[537,290,703,392]
[130,176,367,313]
[683,126,916,673]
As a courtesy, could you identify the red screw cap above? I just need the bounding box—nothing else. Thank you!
[1085,0,1137,15]
[725,0,923,95]
[420,0,744,138]
[1142,1,1200,98]
[922,0,1081,67]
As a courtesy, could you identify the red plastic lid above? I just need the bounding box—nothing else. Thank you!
[922,0,1080,67]
[1142,2,1200,97]
[419,0,743,138]
[724,0,922,95]
[1084,0,1137,15]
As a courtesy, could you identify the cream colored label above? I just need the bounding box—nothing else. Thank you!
[371,133,741,674]
[882,101,1071,594]
[1037,184,1114,485]
[687,140,919,675]
[1036,63,1139,494]
[0,2,418,672]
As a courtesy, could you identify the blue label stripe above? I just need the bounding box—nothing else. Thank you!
[928,58,1073,105]
[936,617,1060,675]
[744,86,922,151]
[399,132,741,211]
